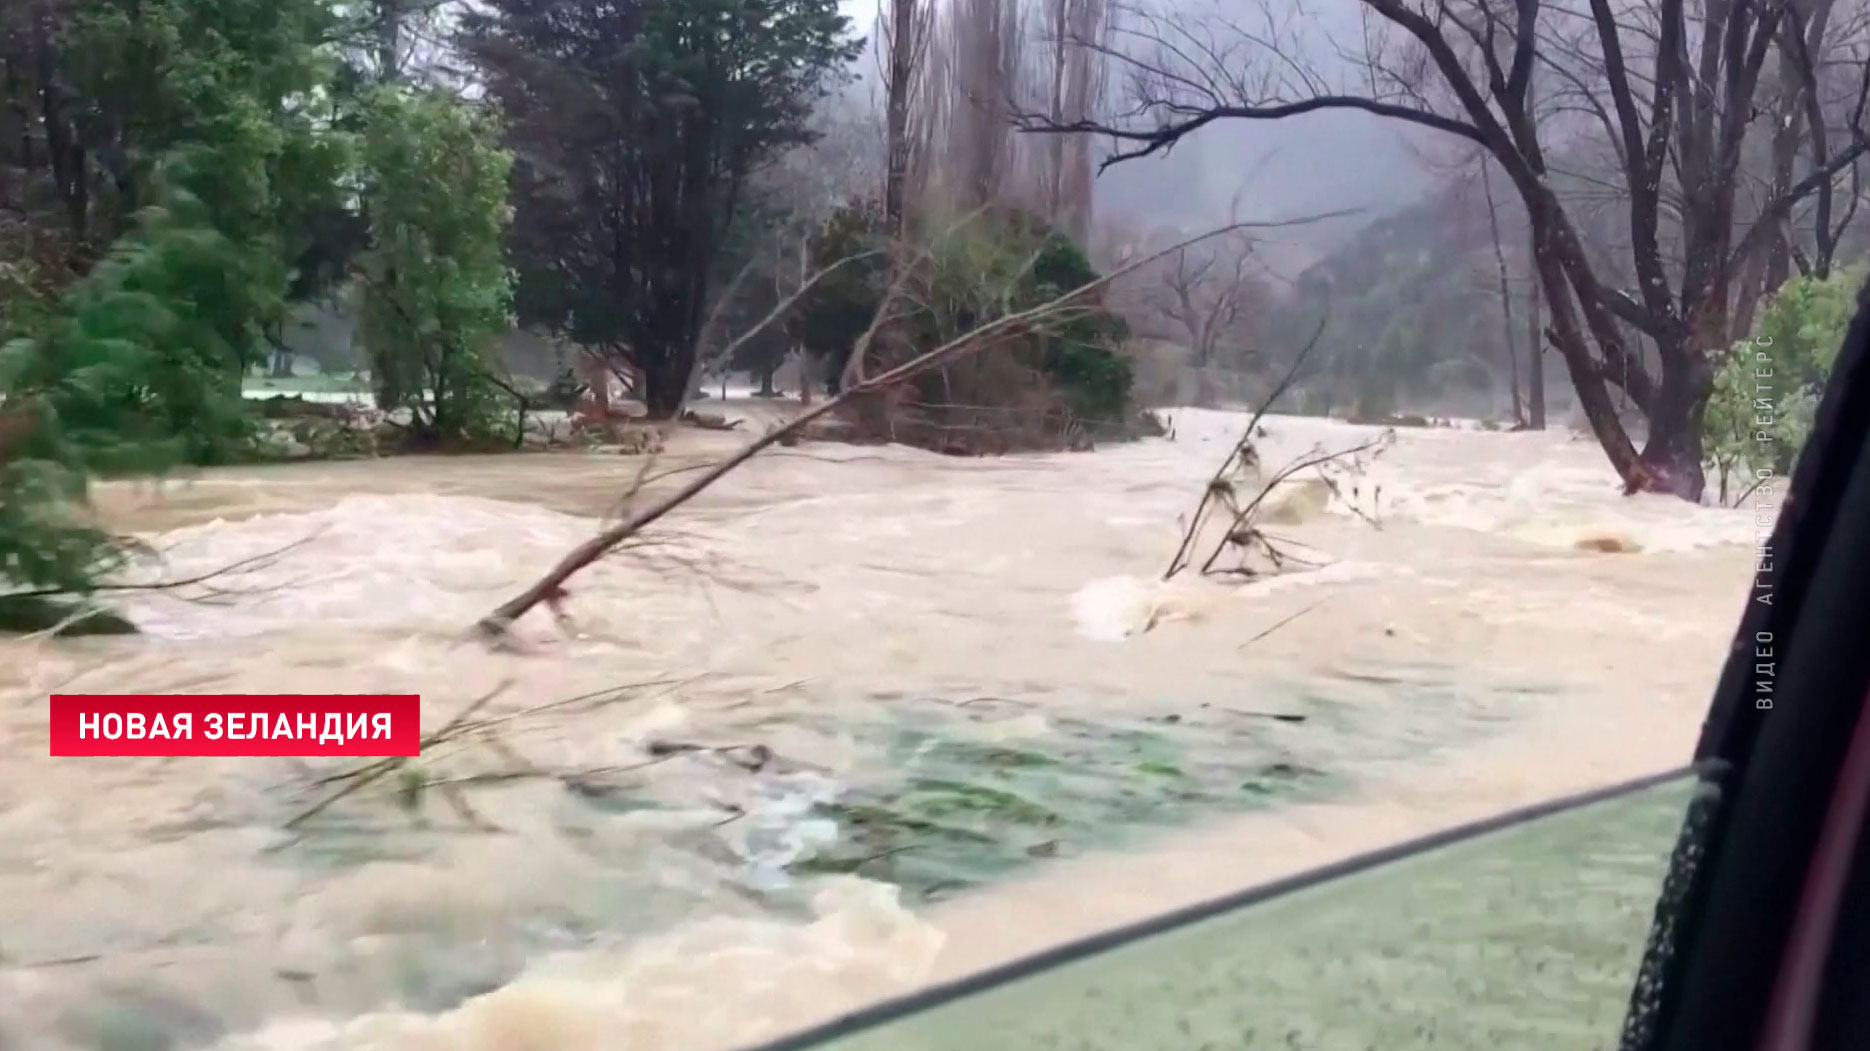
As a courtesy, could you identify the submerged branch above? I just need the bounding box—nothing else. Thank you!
[1196,433,1393,577]
[1,529,327,603]
[1163,315,1328,581]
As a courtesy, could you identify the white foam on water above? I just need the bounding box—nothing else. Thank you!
[1070,575,1160,641]
[119,494,600,639]
[210,878,943,1051]
[1069,562,1392,642]
[1165,411,1760,554]
[5,400,1767,1051]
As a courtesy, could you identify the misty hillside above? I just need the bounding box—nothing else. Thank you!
[1263,175,1569,422]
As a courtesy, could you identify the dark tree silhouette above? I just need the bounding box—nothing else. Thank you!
[461,0,859,417]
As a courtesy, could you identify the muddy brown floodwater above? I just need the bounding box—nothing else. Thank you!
[0,403,1754,1051]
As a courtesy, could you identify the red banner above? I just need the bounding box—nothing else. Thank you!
[48,695,422,757]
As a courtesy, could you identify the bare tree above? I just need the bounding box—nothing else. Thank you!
[1020,0,1870,500]
[880,0,935,233]
[935,0,1031,210]
[1036,0,1111,239]
[1148,229,1263,370]
[1526,223,1548,428]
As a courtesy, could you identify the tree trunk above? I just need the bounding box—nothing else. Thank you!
[375,0,404,83]
[1480,166,1521,425]
[1531,229,1641,479]
[642,360,690,419]
[265,324,295,378]
[32,2,84,240]
[757,361,778,397]
[1527,260,1545,430]
[882,0,916,236]
[1731,116,1801,339]
[370,351,401,410]
[1631,349,1714,501]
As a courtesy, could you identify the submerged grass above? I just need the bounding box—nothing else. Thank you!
[788,706,1337,899]
[784,665,1554,900]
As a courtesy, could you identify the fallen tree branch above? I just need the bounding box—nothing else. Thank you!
[1197,433,1393,577]
[0,529,328,602]
[280,677,752,835]
[474,217,1333,636]
[1163,316,1328,581]
[583,243,903,534]
[283,679,515,830]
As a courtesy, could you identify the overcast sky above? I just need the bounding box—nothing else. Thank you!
[835,0,1441,273]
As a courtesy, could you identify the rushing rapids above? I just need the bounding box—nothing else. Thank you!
[0,403,1754,1051]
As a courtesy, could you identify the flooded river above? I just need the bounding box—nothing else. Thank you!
[0,404,1755,1051]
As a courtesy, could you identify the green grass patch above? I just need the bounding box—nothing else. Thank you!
[785,707,1336,899]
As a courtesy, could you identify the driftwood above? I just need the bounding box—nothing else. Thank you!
[681,410,744,432]
[473,220,1314,637]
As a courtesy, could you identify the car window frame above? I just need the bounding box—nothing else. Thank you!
[1639,281,1870,1051]
[739,763,1708,1051]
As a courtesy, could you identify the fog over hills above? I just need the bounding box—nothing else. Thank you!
[836,0,1443,275]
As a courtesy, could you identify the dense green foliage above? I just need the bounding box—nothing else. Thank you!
[0,0,513,603]
[791,206,1134,437]
[1,0,346,602]
[1703,267,1861,503]
[464,0,860,416]
[0,156,271,595]
[1022,230,1134,424]
[790,200,890,384]
[0,0,871,605]
[355,88,516,444]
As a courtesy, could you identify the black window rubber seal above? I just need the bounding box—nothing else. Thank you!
[1808,730,1870,1050]
[737,764,1704,1051]
[1640,277,1870,1051]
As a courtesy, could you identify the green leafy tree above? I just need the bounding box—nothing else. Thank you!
[792,199,889,390]
[2,0,344,467]
[2,155,268,606]
[355,88,516,445]
[1704,266,1862,504]
[1021,228,1134,425]
[790,206,1134,441]
[463,0,860,417]
[65,0,342,272]
[2,0,348,613]
[910,213,1133,425]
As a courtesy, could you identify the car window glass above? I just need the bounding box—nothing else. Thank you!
[762,772,1702,1051]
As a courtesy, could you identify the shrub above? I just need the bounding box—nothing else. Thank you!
[1704,266,1861,504]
